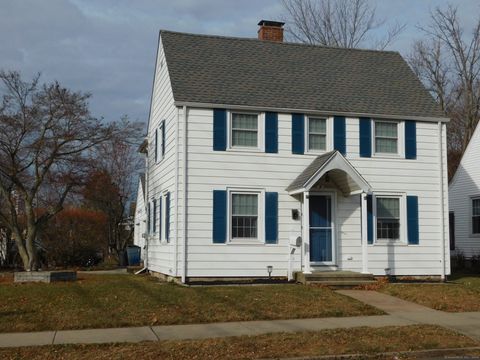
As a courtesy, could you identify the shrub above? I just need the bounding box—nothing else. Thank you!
[451,252,467,272]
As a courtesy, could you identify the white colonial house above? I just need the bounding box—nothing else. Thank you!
[449,123,480,258]
[135,20,451,283]
[133,173,147,261]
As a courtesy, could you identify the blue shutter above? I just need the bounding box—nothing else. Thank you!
[152,199,157,233]
[154,129,158,162]
[161,120,166,157]
[292,113,304,154]
[359,118,372,158]
[165,192,170,241]
[158,197,162,240]
[212,190,227,243]
[265,192,278,244]
[407,195,419,245]
[213,109,227,151]
[367,195,373,244]
[405,120,417,159]
[334,116,346,155]
[265,112,278,153]
[147,202,151,234]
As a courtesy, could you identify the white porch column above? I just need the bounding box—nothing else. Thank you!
[303,191,312,274]
[361,191,369,274]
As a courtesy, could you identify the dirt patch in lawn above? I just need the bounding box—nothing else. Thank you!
[0,325,477,360]
[0,274,382,333]
[380,275,480,312]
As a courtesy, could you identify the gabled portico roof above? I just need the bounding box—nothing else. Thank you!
[286,151,371,196]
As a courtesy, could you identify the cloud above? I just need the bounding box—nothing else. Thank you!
[0,0,477,124]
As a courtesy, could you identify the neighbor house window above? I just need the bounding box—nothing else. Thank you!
[374,121,398,154]
[231,113,258,147]
[308,117,327,151]
[472,197,480,235]
[231,193,258,239]
[376,197,400,240]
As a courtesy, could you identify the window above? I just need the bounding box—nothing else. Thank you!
[376,197,400,240]
[308,117,327,151]
[472,197,480,235]
[152,199,157,233]
[231,113,258,147]
[231,193,258,239]
[374,121,398,154]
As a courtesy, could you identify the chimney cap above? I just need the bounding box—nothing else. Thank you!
[258,20,285,27]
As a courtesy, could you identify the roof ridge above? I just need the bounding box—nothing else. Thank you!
[159,29,400,56]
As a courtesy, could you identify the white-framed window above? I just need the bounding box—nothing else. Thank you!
[373,193,406,243]
[372,120,404,157]
[306,116,332,153]
[472,196,480,235]
[228,112,264,151]
[228,189,264,242]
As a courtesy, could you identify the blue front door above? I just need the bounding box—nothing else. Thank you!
[309,195,334,263]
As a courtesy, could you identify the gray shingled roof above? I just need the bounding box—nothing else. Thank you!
[286,151,336,192]
[160,30,445,119]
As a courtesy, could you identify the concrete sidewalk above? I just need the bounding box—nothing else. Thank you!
[0,290,479,348]
[0,314,414,348]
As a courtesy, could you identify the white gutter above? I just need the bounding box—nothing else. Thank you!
[438,121,446,281]
[173,107,180,276]
[174,101,450,123]
[181,105,188,283]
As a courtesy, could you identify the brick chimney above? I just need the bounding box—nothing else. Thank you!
[257,20,285,42]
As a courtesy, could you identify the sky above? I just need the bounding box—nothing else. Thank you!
[1,0,478,125]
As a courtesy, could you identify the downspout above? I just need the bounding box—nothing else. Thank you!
[181,105,188,283]
[438,121,446,281]
[173,107,180,276]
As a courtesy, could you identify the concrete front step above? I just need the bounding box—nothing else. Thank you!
[294,271,377,288]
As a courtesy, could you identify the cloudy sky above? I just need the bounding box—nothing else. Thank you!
[1,0,478,125]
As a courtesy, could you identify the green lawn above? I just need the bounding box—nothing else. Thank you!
[380,274,480,312]
[0,274,381,333]
[0,325,476,360]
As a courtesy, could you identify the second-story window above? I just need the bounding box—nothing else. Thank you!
[231,113,258,148]
[308,117,327,151]
[374,121,398,154]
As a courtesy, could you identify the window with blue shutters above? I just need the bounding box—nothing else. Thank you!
[212,189,275,244]
[405,121,417,159]
[333,116,346,155]
[359,117,372,158]
[265,112,278,153]
[213,109,227,151]
[292,113,305,154]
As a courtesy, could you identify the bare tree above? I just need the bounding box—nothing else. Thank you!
[83,118,144,259]
[282,0,405,49]
[409,5,480,178]
[0,71,132,271]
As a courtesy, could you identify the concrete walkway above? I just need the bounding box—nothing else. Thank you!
[0,290,479,348]
[338,290,480,341]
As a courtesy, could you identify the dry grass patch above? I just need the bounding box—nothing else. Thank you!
[0,273,381,333]
[380,275,480,312]
[0,325,477,360]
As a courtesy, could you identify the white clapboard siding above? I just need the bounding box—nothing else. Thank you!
[133,180,147,259]
[144,35,178,276]
[449,124,480,258]
[177,109,449,277]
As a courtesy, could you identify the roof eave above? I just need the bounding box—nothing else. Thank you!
[174,101,450,123]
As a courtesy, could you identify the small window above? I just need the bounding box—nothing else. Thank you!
[472,197,480,234]
[308,117,327,151]
[375,121,398,154]
[231,193,258,239]
[376,197,400,240]
[231,113,258,147]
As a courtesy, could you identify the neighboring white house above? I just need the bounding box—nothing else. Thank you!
[140,20,450,283]
[133,173,147,260]
[449,123,480,258]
